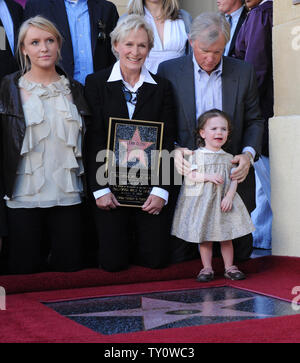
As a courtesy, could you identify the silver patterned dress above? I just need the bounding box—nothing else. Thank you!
[171,148,255,243]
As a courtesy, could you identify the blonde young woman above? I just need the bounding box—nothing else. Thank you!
[0,16,90,274]
[125,0,192,73]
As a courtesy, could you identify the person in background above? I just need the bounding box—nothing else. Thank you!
[24,0,119,84]
[0,0,23,82]
[84,14,176,272]
[125,0,192,74]
[0,16,90,274]
[14,0,26,7]
[235,0,273,250]
[158,12,264,264]
[217,0,247,57]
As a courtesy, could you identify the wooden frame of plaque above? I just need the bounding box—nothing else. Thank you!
[106,117,164,207]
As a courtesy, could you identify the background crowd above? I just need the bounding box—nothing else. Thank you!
[0,0,273,277]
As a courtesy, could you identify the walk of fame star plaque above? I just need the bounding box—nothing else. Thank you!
[106,117,164,207]
[45,287,300,336]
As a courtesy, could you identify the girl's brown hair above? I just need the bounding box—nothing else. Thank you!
[195,109,232,147]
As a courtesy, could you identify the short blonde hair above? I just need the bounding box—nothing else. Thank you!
[17,16,63,74]
[128,0,180,21]
[111,14,154,59]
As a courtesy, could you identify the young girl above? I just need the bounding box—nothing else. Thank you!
[171,109,255,282]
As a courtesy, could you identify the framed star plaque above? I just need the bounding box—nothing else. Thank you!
[106,117,164,207]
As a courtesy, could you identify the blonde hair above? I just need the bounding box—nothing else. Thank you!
[111,14,154,58]
[127,0,180,21]
[17,16,63,74]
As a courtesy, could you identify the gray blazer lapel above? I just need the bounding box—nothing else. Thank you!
[179,55,197,133]
[222,57,238,119]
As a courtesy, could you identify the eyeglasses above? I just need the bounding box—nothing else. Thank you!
[122,85,138,105]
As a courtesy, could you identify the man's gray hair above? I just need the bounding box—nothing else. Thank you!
[111,14,154,58]
[189,12,230,45]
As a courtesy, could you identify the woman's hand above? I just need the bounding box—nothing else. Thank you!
[96,193,120,211]
[142,195,165,215]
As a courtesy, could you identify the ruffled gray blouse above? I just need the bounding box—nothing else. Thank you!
[6,76,84,208]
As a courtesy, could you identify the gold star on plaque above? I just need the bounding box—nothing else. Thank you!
[119,127,154,167]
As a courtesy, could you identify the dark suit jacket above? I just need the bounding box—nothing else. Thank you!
[157,54,265,212]
[24,0,119,78]
[227,6,248,58]
[84,66,177,195]
[0,0,23,236]
[0,0,23,83]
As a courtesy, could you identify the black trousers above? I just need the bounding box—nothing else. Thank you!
[6,205,83,274]
[92,204,172,272]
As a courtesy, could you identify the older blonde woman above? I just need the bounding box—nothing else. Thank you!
[124,0,192,73]
[84,14,176,272]
[0,16,90,274]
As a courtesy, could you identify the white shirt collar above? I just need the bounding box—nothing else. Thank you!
[199,147,226,154]
[107,61,157,92]
[193,54,223,76]
[229,5,244,19]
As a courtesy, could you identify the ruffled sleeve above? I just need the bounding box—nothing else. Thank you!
[11,76,83,201]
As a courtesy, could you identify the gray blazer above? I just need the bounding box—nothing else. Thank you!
[157,54,264,156]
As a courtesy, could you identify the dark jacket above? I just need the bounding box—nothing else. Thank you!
[84,66,177,195]
[0,69,91,202]
[24,0,119,78]
[0,0,24,84]
[227,6,248,58]
[235,1,273,156]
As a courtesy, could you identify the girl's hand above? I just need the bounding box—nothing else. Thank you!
[207,173,224,185]
[186,171,204,183]
[174,147,194,176]
[221,196,233,212]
